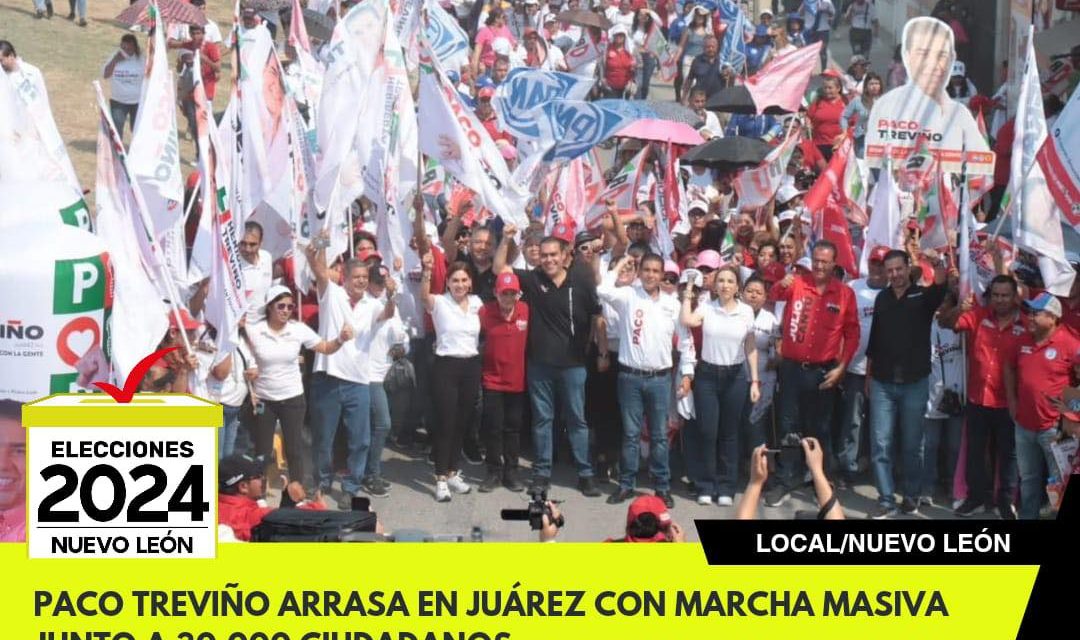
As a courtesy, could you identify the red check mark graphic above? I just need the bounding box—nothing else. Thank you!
[93,346,179,403]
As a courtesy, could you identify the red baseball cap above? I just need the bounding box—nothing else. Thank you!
[357,248,383,263]
[495,272,521,295]
[478,87,496,100]
[625,495,672,542]
[168,307,200,331]
[868,246,891,263]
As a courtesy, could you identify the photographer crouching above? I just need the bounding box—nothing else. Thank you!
[535,495,687,542]
[736,438,845,520]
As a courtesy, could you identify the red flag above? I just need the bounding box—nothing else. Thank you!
[663,140,683,228]
[744,42,823,115]
[806,136,859,277]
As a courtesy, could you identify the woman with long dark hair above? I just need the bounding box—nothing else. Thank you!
[674,5,710,103]
[841,71,883,158]
[630,7,658,99]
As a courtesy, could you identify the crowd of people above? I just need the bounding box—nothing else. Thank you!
[2,0,1079,544]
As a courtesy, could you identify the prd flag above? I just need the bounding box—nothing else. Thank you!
[92,82,169,384]
[1010,27,1075,296]
[128,0,184,238]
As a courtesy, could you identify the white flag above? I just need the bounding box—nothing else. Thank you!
[734,131,800,209]
[128,1,184,236]
[92,83,169,383]
[860,157,903,276]
[1011,28,1075,297]
[417,47,529,229]
[0,65,81,191]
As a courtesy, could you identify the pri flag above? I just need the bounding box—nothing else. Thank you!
[128,1,184,237]
[584,147,650,230]
[733,131,800,209]
[92,83,169,384]
[806,136,858,277]
[744,42,822,115]
[543,153,605,232]
[1010,28,1075,297]
[641,15,678,82]
[0,61,81,191]
[493,68,593,140]
[417,48,530,229]
[1038,80,1080,231]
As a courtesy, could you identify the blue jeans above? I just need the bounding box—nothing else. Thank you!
[110,100,138,141]
[528,362,593,479]
[366,382,391,480]
[219,404,242,459]
[310,373,371,495]
[922,415,963,497]
[837,372,867,477]
[636,53,657,99]
[776,359,837,488]
[617,371,672,492]
[869,378,929,506]
[693,362,748,497]
[1015,425,1057,520]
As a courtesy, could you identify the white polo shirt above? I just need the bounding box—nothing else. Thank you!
[846,277,883,375]
[314,282,385,385]
[431,294,483,357]
[247,319,321,401]
[242,249,274,325]
[698,299,755,366]
[597,283,680,371]
[368,312,409,383]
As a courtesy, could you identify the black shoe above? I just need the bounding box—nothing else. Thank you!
[685,479,699,495]
[45,2,53,17]
[361,477,389,498]
[503,468,525,492]
[867,503,899,519]
[478,470,501,493]
[606,487,635,504]
[66,11,74,19]
[578,476,602,497]
[35,10,44,18]
[997,501,1017,520]
[77,18,86,27]
[763,486,789,507]
[528,475,551,494]
[954,498,984,518]
[655,491,674,508]
[461,441,483,465]
[899,497,920,515]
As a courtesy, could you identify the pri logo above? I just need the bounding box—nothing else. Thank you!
[49,255,108,393]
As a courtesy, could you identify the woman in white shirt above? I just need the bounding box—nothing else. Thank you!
[246,285,351,489]
[364,268,409,498]
[102,34,144,139]
[420,255,483,502]
[680,265,761,506]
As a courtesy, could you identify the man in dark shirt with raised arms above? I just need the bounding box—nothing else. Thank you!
[495,223,603,497]
[865,249,947,519]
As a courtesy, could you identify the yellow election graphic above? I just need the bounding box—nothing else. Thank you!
[4,393,1039,639]
[22,393,220,559]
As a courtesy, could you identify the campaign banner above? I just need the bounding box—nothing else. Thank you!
[864,17,995,174]
[0,182,91,231]
[493,68,594,140]
[0,204,109,402]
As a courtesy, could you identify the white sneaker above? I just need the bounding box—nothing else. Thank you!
[446,473,472,494]
[696,494,714,506]
[434,480,452,502]
[716,496,734,507]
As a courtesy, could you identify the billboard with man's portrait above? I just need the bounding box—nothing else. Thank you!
[864,17,995,174]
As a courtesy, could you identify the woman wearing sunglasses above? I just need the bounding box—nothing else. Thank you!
[245,284,353,491]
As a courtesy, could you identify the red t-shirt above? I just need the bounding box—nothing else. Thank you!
[770,273,860,366]
[182,41,221,100]
[1008,325,1080,430]
[478,300,529,392]
[954,306,1026,408]
[993,119,1015,188]
[480,114,514,146]
[218,494,273,542]
[807,97,846,147]
[604,48,635,92]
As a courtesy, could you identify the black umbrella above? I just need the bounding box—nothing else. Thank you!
[680,136,771,170]
[705,85,793,115]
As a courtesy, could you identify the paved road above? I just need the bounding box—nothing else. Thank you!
[262,25,991,544]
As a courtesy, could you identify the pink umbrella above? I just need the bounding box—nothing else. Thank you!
[616,119,704,146]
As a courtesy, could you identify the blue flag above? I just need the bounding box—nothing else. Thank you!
[536,100,639,162]
[493,68,594,139]
[424,0,469,68]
